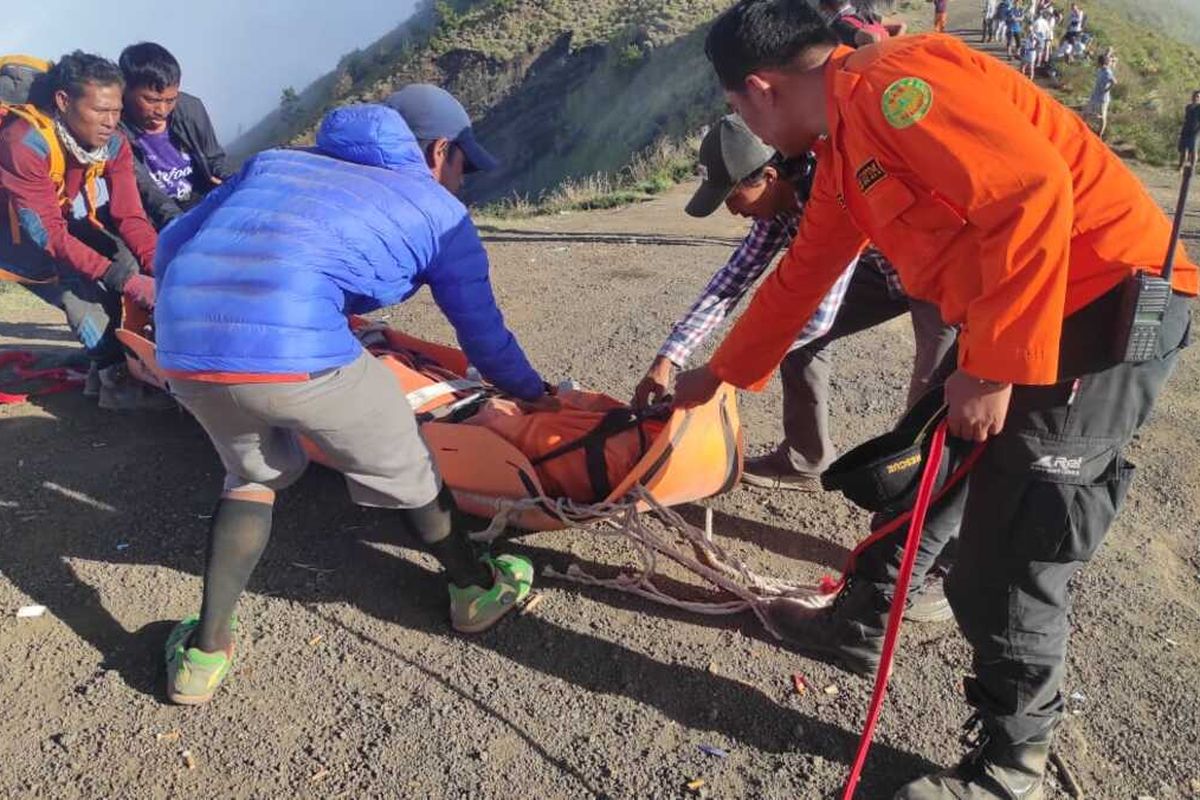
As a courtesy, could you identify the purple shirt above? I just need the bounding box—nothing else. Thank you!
[134,129,194,202]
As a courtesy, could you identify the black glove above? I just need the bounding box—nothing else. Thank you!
[100,249,141,293]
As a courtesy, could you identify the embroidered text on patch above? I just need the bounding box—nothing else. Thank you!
[882,77,934,129]
[856,159,887,194]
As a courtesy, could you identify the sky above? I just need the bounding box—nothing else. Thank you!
[4,0,417,143]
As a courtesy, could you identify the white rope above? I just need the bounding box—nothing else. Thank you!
[471,485,837,633]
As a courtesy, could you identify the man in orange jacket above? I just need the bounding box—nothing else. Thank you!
[677,2,1196,798]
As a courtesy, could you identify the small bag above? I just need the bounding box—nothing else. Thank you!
[821,389,947,513]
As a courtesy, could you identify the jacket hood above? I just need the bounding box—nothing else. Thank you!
[315,104,426,172]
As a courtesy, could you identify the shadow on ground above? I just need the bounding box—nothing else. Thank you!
[0,392,937,794]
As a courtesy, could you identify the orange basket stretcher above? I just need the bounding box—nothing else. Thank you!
[117,305,744,532]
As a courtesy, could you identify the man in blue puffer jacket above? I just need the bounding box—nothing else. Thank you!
[154,86,551,706]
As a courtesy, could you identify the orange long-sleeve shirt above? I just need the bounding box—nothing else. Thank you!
[711,36,1197,389]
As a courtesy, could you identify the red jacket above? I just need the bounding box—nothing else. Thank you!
[0,117,156,279]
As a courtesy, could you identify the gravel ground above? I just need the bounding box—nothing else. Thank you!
[2,22,1199,800]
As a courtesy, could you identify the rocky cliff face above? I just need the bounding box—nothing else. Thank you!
[230,0,732,203]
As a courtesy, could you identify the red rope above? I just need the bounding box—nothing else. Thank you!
[840,420,961,799]
[0,350,84,405]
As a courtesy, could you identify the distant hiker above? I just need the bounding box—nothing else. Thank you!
[0,51,167,411]
[118,42,231,230]
[1032,10,1053,68]
[635,114,956,506]
[1005,2,1025,58]
[1088,52,1117,139]
[688,2,1196,796]
[992,0,1013,44]
[156,87,552,705]
[932,0,950,32]
[1062,2,1085,62]
[1021,19,1041,77]
[1177,90,1200,170]
[818,1,888,46]
[981,0,999,42]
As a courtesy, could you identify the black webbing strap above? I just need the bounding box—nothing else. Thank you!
[531,406,668,501]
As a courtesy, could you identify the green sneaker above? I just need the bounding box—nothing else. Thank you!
[164,615,235,706]
[448,554,534,633]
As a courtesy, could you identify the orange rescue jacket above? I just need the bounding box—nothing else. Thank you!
[710,36,1197,388]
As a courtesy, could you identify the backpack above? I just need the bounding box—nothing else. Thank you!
[1,55,109,274]
[0,55,49,105]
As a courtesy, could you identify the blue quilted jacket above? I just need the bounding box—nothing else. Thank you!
[153,104,544,400]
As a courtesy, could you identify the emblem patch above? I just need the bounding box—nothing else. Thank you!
[881,77,934,129]
[856,159,887,194]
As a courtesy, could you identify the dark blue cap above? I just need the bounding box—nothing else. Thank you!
[384,84,499,174]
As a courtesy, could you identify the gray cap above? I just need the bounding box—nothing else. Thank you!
[384,84,499,173]
[685,114,777,218]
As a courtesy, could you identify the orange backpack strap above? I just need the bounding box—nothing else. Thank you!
[81,159,107,229]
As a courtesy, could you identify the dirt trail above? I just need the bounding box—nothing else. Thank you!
[2,15,1199,800]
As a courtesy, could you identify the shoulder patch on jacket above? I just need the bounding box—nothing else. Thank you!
[881,77,934,129]
[17,207,49,248]
[20,125,50,159]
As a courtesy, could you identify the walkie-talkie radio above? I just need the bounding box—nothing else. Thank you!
[1112,162,1191,363]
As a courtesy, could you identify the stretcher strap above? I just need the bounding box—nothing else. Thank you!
[840,420,951,800]
[531,407,665,503]
[0,350,85,405]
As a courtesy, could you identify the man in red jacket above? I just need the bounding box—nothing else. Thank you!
[0,51,166,410]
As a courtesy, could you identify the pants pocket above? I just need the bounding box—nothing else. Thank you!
[1012,457,1135,563]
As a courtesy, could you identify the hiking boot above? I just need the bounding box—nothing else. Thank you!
[83,362,101,398]
[98,363,174,412]
[764,576,887,676]
[449,553,534,633]
[164,615,235,706]
[894,727,1051,799]
[904,571,954,623]
[741,449,821,492]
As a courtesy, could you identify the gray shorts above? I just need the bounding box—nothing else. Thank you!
[170,351,441,508]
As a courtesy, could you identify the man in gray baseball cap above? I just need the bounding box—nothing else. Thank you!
[685,114,778,217]
[635,113,957,575]
[385,84,498,195]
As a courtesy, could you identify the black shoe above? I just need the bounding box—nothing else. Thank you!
[764,577,887,676]
[740,450,822,492]
[903,571,954,624]
[894,720,1051,799]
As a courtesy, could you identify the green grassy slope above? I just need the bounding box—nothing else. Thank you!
[1050,0,1200,164]
[229,0,734,205]
[228,0,1200,201]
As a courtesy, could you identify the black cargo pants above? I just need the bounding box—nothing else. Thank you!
[855,286,1191,745]
[946,288,1191,745]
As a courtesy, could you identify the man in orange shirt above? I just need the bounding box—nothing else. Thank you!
[676,2,1196,797]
